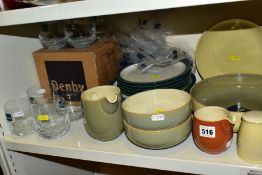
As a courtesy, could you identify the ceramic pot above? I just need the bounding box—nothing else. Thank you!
[237,111,262,163]
[191,73,262,132]
[81,85,124,141]
[193,106,240,154]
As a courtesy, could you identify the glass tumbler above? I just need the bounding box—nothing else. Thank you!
[53,90,83,122]
[65,23,96,48]
[31,96,70,139]
[39,23,67,49]
[4,97,35,136]
[26,84,47,104]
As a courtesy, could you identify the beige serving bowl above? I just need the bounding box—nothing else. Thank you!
[124,115,192,149]
[122,89,191,130]
[191,73,262,131]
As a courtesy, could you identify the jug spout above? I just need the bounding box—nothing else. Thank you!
[106,94,118,104]
[99,94,119,114]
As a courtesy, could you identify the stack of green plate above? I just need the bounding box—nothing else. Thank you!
[117,59,196,96]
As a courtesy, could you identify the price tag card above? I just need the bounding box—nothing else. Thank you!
[12,111,25,118]
[230,55,241,62]
[199,125,216,138]
[151,75,160,79]
[151,114,165,121]
[37,115,49,121]
[37,88,46,94]
[240,168,262,175]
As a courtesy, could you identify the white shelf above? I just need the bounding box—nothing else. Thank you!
[3,119,262,175]
[0,0,246,27]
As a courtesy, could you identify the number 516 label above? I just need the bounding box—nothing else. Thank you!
[199,125,216,138]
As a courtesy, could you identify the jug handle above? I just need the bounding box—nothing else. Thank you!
[227,111,243,132]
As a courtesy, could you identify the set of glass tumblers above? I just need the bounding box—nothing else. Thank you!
[4,85,83,139]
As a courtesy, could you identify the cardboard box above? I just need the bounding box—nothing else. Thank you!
[33,38,121,101]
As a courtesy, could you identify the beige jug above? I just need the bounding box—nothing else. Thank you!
[237,111,262,163]
[81,85,124,141]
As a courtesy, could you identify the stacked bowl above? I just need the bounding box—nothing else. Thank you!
[122,89,192,149]
[117,59,196,97]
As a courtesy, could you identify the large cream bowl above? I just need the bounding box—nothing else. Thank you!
[191,73,262,131]
[124,116,192,149]
[122,89,191,130]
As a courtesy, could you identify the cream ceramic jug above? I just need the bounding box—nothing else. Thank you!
[237,111,262,163]
[81,85,124,141]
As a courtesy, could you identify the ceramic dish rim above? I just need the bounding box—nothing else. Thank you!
[118,59,191,85]
[121,73,196,96]
[195,26,262,79]
[118,74,191,92]
[81,85,120,101]
[190,73,262,95]
[122,89,191,115]
[208,19,259,31]
[190,73,262,110]
[123,115,192,132]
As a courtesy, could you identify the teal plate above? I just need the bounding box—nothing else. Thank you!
[121,73,196,96]
[118,59,191,87]
[118,71,191,91]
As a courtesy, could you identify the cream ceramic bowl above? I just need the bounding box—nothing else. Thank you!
[122,89,191,130]
[190,74,262,131]
[191,74,262,111]
[124,115,192,149]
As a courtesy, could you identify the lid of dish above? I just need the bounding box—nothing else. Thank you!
[120,61,187,83]
[196,19,262,79]
[242,111,262,124]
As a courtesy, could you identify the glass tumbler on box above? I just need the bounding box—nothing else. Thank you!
[31,96,70,139]
[65,23,96,48]
[4,97,35,136]
[39,23,67,49]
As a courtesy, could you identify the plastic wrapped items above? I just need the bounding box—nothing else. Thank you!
[116,19,194,72]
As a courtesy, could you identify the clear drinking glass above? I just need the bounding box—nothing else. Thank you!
[39,23,67,49]
[31,96,70,139]
[4,97,35,136]
[26,84,47,104]
[65,23,96,48]
[53,90,83,122]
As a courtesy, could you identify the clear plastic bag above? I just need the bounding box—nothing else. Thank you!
[116,19,194,73]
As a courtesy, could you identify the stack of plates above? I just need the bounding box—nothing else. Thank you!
[117,59,196,96]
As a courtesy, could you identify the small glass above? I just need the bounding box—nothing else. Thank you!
[31,96,70,139]
[53,90,83,122]
[26,84,47,104]
[39,23,67,49]
[4,97,35,136]
[65,23,96,48]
